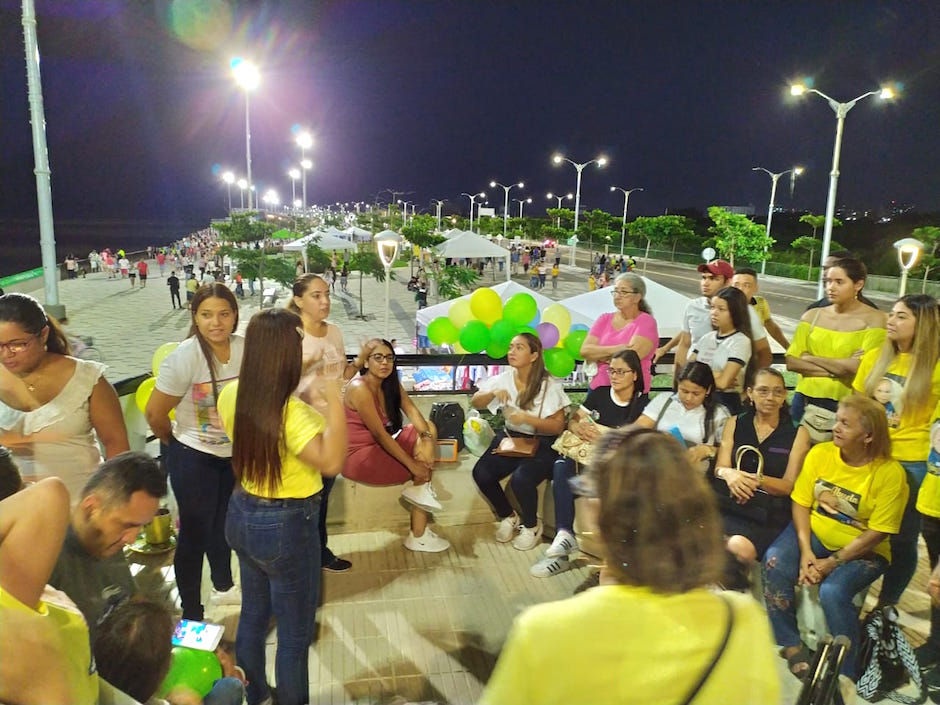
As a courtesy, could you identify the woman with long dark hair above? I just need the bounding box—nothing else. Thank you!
[343,338,451,552]
[145,283,242,621]
[217,308,346,705]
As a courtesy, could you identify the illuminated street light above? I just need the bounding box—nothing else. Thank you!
[397,200,412,227]
[790,79,897,297]
[287,168,300,205]
[222,171,235,212]
[610,186,643,258]
[236,178,247,209]
[894,237,924,296]
[296,131,313,209]
[231,58,259,209]
[546,192,573,228]
[431,199,445,232]
[751,166,802,275]
[552,153,607,231]
[513,197,532,218]
[461,192,486,233]
[490,180,524,239]
[374,229,402,338]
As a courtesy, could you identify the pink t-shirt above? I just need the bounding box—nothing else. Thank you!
[587,311,659,391]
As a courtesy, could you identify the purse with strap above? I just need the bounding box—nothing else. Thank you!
[797,311,839,445]
[856,605,925,704]
[714,444,771,523]
[493,385,546,458]
[677,594,734,705]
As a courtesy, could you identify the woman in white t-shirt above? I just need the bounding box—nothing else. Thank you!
[471,333,570,551]
[690,286,754,414]
[636,361,730,470]
[145,284,243,621]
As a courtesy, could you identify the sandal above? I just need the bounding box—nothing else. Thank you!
[784,644,814,681]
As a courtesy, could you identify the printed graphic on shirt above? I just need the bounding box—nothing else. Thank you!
[191,380,230,444]
[872,373,905,428]
[928,420,940,476]
[813,479,868,530]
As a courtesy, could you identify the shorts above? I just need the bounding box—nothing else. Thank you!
[343,425,419,485]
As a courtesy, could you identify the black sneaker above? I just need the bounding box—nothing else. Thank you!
[323,556,353,573]
[918,641,940,671]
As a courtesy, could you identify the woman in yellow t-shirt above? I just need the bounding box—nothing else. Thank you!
[786,258,886,425]
[853,294,940,606]
[762,395,907,682]
[217,308,347,705]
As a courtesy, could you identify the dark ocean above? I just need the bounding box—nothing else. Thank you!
[0,219,206,277]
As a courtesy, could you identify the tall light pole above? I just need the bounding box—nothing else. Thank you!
[610,186,643,257]
[397,200,412,227]
[791,81,896,297]
[513,197,532,218]
[231,58,259,210]
[237,178,247,209]
[432,199,445,232]
[490,180,523,239]
[287,168,300,206]
[296,131,312,209]
[552,153,607,231]
[222,171,235,212]
[546,192,573,227]
[461,192,485,233]
[752,166,803,275]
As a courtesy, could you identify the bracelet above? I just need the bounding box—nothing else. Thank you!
[419,431,433,439]
[832,551,844,565]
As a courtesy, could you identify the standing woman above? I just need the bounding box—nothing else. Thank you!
[217,308,347,705]
[853,294,940,605]
[690,286,754,414]
[289,273,368,572]
[145,284,242,621]
[786,257,886,424]
[471,333,570,550]
[579,272,658,395]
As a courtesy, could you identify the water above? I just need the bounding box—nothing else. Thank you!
[0,219,206,277]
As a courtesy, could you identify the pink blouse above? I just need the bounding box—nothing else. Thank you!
[587,311,659,391]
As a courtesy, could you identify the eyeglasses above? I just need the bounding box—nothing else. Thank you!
[608,368,632,377]
[0,334,38,354]
[611,289,638,297]
[369,353,395,363]
[751,387,787,398]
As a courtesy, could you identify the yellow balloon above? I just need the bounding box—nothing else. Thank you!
[152,342,180,377]
[448,298,473,328]
[453,342,468,354]
[135,377,157,413]
[542,303,571,336]
[469,288,503,325]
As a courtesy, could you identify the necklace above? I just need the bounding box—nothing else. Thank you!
[754,418,776,443]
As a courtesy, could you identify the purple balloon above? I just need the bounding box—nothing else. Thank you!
[536,322,560,348]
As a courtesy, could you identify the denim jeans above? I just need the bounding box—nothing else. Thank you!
[204,677,246,705]
[319,475,337,565]
[225,490,322,705]
[879,460,926,605]
[165,437,235,621]
[551,456,577,534]
[471,432,557,528]
[762,523,887,678]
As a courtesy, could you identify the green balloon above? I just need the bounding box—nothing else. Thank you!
[544,348,576,378]
[486,339,509,359]
[459,320,491,353]
[427,317,459,345]
[489,319,516,346]
[516,325,538,339]
[503,293,537,325]
[564,329,588,360]
[159,647,222,698]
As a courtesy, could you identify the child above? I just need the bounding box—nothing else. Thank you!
[551,263,559,290]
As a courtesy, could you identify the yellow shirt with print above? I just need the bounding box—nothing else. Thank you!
[787,321,885,402]
[218,381,326,499]
[917,406,940,518]
[791,442,906,561]
[853,349,940,461]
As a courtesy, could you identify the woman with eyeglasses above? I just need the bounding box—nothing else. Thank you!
[343,338,450,552]
[580,272,658,394]
[479,427,780,705]
[712,368,810,588]
[0,293,128,502]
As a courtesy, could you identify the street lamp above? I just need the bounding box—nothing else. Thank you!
[374,229,402,338]
[299,159,312,210]
[461,192,486,233]
[791,80,896,297]
[231,58,259,210]
[552,153,607,231]
[431,199,445,232]
[546,192,573,227]
[490,180,523,239]
[295,131,313,209]
[894,238,924,296]
[397,200,412,227]
[513,197,532,218]
[237,178,247,209]
[287,168,300,205]
[610,186,644,257]
[221,171,235,212]
[752,166,803,275]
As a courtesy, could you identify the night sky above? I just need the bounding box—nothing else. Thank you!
[2,1,939,238]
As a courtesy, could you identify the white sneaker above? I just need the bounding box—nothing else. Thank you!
[545,529,578,558]
[401,483,443,512]
[404,528,451,553]
[530,555,573,578]
[495,514,520,543]
[512,522,542,551]
[210,585,241,606]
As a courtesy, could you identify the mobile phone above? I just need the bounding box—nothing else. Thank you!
[172,619,225,651]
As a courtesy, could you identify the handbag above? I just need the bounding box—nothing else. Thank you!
[801,403,838,445]
[551,424,612,466]
[856,605,925,704]
[714,444,771,523]
[493,387,545,458]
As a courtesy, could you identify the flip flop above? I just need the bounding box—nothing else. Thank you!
[785,644,814,682]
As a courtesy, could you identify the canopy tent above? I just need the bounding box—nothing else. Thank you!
[283,231,359,272]
[435,231,511,281]
[343,226,373,242]
[557,276,690,339]
[441,228,464,239]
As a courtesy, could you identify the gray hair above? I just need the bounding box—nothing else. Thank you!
[613,272,652,315]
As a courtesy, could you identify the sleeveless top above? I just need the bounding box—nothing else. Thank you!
[730,411,798,528]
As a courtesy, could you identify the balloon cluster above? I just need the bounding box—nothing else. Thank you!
[426,290,589,378]
[135,342,179,413]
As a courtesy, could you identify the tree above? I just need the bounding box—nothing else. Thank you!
[577,209,617,257]
[214,213,278,299]
[545,207,574,230]
[910,226,940,292]
[791,236,845,281]
[627,215,697,272]
[796,213,842,277]
[432,264,479,302]
[346,248,388,320]
[706,206,771,266]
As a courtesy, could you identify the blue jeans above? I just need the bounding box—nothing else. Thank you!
[205,677,246,705]
[762,523,887,678]
[552,456,577,533]
[225,490,322,705]
[165,437,235,621]
[880,460,926,604]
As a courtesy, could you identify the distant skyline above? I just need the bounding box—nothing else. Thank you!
[2,1,939,241]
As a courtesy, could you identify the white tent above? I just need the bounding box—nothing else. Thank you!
[557,276,690,338]
[283,231,358,272]
[435,231,511,281]
[343,226,373,242]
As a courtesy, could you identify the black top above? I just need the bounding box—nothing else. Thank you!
[582,386,648,428]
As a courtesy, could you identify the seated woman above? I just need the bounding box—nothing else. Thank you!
[530,350,647,578]
[690,286,754,414]
[343,338,450,553]
[762,394,907,683]
[712,368,810,585]
[471,333,570,551]
[635,361,730,470]
[479,426,780,705]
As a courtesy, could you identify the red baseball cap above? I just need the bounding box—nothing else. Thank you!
[697,260,733,280]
